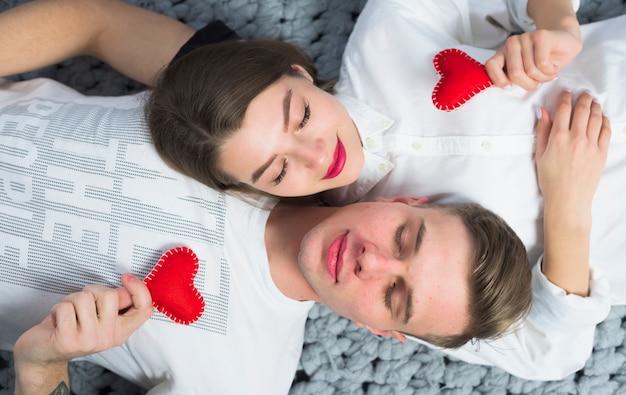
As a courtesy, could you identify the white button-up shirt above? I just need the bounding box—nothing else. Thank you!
[324,0,626,380]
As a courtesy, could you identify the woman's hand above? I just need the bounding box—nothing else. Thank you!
[486,28,582,91]
[536,90,610,210]
[535,90,611,297]
[486,0,582,91]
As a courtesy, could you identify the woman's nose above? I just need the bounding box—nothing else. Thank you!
[292,138,326,170]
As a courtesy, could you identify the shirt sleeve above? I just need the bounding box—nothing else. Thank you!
[172,20,241,62]
[504,0,581,32]
[431,261,612,380]
[355,0,580,53]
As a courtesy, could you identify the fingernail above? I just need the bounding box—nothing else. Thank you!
[122,273,135,282]
[584,90,599,103]
[503,84,513,91]
[534,106,543,120]
[563,87,572,93]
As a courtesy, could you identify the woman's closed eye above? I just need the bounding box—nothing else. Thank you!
[298,102,310,131]
[273,159,288,185]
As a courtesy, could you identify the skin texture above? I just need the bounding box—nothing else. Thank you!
[219,69,364,197]
[296,200,472,341]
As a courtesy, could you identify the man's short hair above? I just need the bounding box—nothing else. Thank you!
[414,202,532,349]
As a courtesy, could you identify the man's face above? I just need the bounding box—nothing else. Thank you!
[298,201,472,339]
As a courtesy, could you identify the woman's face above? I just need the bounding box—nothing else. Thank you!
[219,69,364,197]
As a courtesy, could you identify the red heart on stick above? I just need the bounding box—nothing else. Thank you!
[144,246,205,325]
[431,48,494,111]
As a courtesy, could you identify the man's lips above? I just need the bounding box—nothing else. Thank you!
[326,233,348,282]
[323,137,346,180]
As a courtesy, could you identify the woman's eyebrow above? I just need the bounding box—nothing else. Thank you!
[251,89,293,184]
[252,154,277,184]
[283,89,293,132]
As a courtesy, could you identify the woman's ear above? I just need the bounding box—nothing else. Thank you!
[353,322,407,343]
[291,64,314,82]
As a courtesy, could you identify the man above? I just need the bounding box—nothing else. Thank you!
[1,71,535,393]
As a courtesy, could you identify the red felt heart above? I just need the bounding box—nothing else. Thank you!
[431,48,494,111]
[144,246,205,325]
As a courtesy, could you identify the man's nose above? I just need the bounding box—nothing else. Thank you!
[356,244,398,279]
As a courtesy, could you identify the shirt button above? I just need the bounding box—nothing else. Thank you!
[365,137,375,149]
[481,140,492,151]
[379,163,388,172]
[622,126,626,135]
[412,141,422,151]
[381,119,391,127]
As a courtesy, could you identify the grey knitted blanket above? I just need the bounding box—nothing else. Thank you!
[1,0,626,394]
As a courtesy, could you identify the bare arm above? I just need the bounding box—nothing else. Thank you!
[0,0,194,85]
[535,90,610,296]
[13,274,153,395]
[486,0,582,90]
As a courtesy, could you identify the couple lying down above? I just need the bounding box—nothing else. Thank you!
[1,0,625,393]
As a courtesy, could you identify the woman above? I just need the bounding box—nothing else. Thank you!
[147,0,586,200]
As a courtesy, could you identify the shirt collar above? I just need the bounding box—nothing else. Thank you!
[322,94,395,205]
[335,93,394,143]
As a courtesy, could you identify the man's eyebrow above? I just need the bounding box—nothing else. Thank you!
[251,89,292,184]
[403,219,425,325]
[414,217,425,256]
[403,288,414,325]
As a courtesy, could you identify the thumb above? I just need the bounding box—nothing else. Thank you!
[116,274,153,316]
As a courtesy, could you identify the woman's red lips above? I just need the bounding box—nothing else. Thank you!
[324,137,346,180]
[326,233,348,282]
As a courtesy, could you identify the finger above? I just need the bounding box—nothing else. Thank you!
[50,302,78,334]
[570,92,594,136]
[49,302,81,354]
[551,90,574,133]
[81,284,118,319]
[534,107,551,159]
[485,50,511,88]
[115,274,153,339]
[121,273,153,313]
[64,290,100,338]
[585,98,604,141]
[92,286,120,328]
[598,115,612,152]
[524,33,558,80]
[502,38,537,90]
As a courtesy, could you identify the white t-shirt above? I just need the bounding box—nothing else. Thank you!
[0,78,313,394]
[325,0,626,380]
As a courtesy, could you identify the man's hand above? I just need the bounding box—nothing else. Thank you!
[13,274,153,395]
